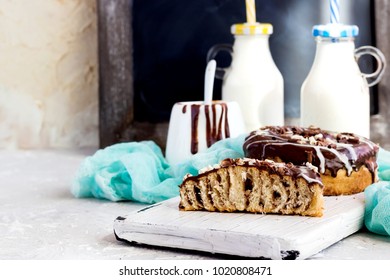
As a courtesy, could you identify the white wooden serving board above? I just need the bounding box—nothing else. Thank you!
[114,193,365,260]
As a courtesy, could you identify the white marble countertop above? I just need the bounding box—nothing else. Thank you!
[1,149,390,260]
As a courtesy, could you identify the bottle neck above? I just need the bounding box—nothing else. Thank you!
[233,34,270,47]
[314,37,356,59]
[232,34,272,60]
[311,37,358,70]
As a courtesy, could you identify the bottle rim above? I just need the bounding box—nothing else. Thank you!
[231,23,273,35]
[312,23,359,38]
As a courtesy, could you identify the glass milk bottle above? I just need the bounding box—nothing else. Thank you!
[301,24,386,138]
[207,23,284,132]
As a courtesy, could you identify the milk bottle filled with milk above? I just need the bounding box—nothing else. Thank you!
[301,23,386,138]
[207,1,284,132]
[208,23,284,132]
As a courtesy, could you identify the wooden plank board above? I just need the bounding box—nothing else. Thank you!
[114,193,365,259]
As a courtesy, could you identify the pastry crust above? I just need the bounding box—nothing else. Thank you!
[320,165,377,196]
[179,158,324,217]
[271,156,377,196]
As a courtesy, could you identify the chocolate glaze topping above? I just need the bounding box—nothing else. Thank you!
[182,158,323,187]
[183,102,230,155]
[243,126,379,180]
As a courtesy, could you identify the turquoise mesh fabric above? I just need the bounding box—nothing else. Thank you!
[364,148,390,236]
[72,134,245,204]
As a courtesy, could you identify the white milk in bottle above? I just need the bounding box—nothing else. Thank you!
[208,23,284,132]
[301,24,386,138]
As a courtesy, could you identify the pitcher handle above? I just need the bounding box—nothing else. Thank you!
[206,44,233,80]
[355,46,387,87]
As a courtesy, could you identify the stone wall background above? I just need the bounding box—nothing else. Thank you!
[0,0,99,149]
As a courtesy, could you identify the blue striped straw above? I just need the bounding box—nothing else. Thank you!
[330,0,340,24]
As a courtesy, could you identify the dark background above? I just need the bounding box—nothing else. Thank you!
[132,0,376,123]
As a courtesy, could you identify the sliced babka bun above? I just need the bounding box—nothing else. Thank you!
[179,158,324,217]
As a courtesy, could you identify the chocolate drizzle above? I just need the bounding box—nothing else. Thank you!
[190,105,200,154]
[243,126,379,181]
[188,102,231,154]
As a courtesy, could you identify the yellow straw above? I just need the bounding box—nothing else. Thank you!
[245,0,256,24]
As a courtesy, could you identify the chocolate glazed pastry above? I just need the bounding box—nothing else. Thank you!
[243,126,379,196]
[179,158,324,217]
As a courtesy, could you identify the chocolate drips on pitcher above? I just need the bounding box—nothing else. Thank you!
[189,103,231,154]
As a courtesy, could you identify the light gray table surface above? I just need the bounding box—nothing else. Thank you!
[1,149,390,260]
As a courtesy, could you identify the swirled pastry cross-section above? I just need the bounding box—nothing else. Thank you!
[179,158,324,217]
